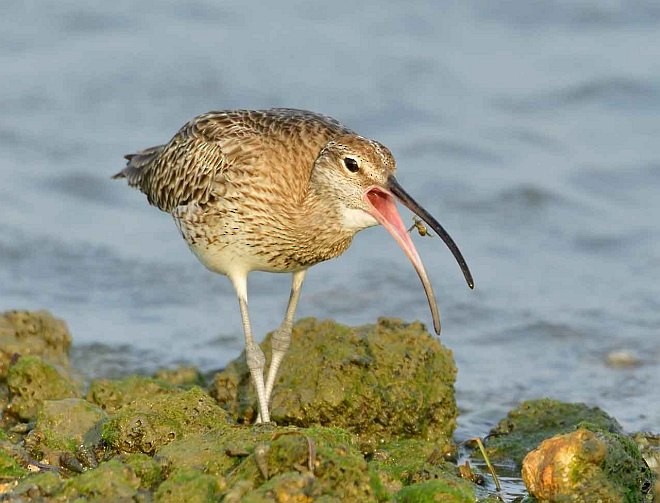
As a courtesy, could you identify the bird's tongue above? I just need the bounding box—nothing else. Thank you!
[365,187,441,334]
[366,189,422,265]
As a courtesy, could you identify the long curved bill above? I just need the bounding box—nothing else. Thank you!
[364,175,474,335]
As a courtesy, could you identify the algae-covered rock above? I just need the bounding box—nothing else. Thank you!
[154,467,225,502]
[156,425,376,501]
[102,386,231,455]
[229,426,376,501]
[87,375,176,414]
[522,427,654,503]
[6,355,80,421]
[24,398,107,466]
[369,438,460,494]
[485,398,622,466]
[123,452,164,489]
[10,471,64,500]
[211,317,457,449]
[394,478,476,502]
[58,459,141,501]
[8,460,142,502]
[0,310,72,378]
[155,429,245,478]
[632,432,660,501]
[0,444,28,478]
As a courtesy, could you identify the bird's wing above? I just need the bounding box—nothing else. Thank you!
[114,112,269,212]
[114,109,350,213]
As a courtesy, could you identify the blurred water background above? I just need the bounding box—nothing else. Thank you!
[1,0,658,440]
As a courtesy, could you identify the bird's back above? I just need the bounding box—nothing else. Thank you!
[114,108,351,213]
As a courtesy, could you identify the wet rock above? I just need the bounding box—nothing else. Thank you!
[228,426,376,501]
[0,310,72,378]
[58,459,141,501]
[24,398,107,467]
[102,386,231,455]
[122,452,164,490]
[0,443,28,479]
[394,478,478,502]
[154,467,225,502]
[10,471,64,500]
[155,425,377,501]
[86,375,176,414]
[485,398,622,466]
[631,432,660,501]
[211,317,457,450]
[155,429,245,478]
[522,427,653,502]
[6,355,80,422]
[369,438,462,494]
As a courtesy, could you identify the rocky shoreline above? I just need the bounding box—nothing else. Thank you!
[0,310,657,501]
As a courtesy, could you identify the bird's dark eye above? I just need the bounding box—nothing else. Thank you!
[343,157,359,173]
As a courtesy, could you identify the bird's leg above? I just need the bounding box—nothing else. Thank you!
[264,269,307,409]
[231,274,270,424]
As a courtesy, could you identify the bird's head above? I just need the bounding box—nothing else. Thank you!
[311,134,474,335]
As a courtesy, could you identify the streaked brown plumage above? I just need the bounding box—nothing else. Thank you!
[114,108,473,423]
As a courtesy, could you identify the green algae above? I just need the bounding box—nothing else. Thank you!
[370,438,457,489]
[122,452,164,489]
[155,429,246,478]
[154,467,225,502]
[11,471,64,499]
[485,398,623,466]
[394,478,476,502]
[212,317,458,450]
[6,355,80,422]
[0,447,27,479]
[1,310,655,502]
[59,459,141,501]
[86,375,177,414]
[26,398,107,457]
[102,386,231,455]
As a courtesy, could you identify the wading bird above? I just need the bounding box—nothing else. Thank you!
[113,108,473,423]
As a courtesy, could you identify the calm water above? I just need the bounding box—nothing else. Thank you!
[1,1,658,440]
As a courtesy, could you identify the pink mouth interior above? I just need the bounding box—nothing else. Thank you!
[365,186,441,334]
[366,188,416,254]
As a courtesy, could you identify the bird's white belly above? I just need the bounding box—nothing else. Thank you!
[188,239,285,277]
[173,208,294,276]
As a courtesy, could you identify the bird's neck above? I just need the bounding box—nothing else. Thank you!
[284,186,355,266]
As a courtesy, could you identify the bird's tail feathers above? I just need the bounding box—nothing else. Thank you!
[112,145,165,183]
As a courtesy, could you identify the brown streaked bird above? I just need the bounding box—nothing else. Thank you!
[113,108,474,424]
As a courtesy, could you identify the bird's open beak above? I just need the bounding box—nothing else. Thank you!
[364,175,474,335]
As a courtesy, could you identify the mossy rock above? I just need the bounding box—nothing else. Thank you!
[0,310,72,378]
[102,386,231,455]
[23,398,106,468]
[11,471,64,500]
[58,459,141,501]
[485,398,622,466]
[522,426,654,502]
[211,317,457,450]
[6,355,80,421]
[122,452,164,489]
[155,429,251,479]
[369,438,459,494]
[154,467,225,502]
[394,478,477,502]
[86,375,176,414]
[0,446,28,479]
[224,426,376,501]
